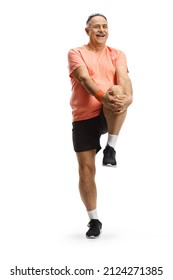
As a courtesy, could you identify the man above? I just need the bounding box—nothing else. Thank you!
[67,13,133,239]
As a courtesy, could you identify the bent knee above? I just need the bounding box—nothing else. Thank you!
[110,85,124,96]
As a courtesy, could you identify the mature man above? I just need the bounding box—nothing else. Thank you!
[68,13,133,238]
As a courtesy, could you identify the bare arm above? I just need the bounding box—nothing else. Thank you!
[108,66,133,113]
[116,65,133,102]
[72,65,113,108]
[72,65,100,96]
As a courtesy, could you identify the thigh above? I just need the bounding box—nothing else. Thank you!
[72,116,102,153]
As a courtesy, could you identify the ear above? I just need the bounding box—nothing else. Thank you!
[85,27,89,36]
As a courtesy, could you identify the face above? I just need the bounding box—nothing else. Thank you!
[85,16,109,46]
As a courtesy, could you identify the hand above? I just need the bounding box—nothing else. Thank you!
[103,86,132,114]
[101,91,123,113]
[109,93,132,114]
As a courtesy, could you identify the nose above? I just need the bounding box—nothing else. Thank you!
[99,26,104,32]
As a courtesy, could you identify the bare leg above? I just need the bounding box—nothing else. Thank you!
[103,84,128,135]
[76,149,97,211]
[103,106,127,135]
[102,104,127,166]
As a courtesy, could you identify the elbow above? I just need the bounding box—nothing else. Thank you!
[72,72,88,84]
[72,68,90,84]
[78,75,90,84]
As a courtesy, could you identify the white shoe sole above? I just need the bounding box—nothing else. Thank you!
[102,163,117,168]
[86,230,102,239]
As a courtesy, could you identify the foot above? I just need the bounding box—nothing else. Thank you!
[103,144,117,167]
[86,219,102,239]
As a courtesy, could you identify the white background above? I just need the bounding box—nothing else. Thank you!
[0,0,173,279]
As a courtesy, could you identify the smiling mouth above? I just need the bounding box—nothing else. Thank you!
[96,34,106,37]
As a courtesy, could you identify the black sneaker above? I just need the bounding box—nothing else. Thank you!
[86,219,102,239]
[103,144,117,167]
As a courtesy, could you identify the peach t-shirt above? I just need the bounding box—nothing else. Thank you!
[68,45,127,121]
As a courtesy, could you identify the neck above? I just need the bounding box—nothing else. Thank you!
[87,43,105,52]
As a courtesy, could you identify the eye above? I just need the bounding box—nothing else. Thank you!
[93,24,100,29]
[93,24,108,29]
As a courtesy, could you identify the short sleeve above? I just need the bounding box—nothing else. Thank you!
[116,50,127,69]
[109,47,128,71]
[68,48,86,77]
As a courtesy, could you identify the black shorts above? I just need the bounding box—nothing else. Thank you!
[72,109,107,153]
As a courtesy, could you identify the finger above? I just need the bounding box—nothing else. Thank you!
[110,106,123,113]
[110,102,123,109]
[108,91,114,96]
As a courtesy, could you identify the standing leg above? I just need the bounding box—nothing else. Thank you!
[76,149,97,211]
[76,149,102,238]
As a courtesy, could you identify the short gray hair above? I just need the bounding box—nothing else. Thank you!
[86,13,107,26]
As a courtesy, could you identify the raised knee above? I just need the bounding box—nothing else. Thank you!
[110,85,124,96]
